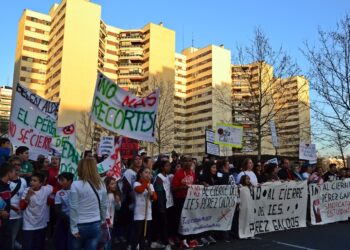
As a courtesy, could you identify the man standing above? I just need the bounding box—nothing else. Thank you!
[278,158,294,181]
[324,163,338,182]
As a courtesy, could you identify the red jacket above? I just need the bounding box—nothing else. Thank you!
[172,168,195,199]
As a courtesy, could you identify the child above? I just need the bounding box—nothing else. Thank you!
[19,172,54,250]
[104,177,122,250]
[9,157,28,250]
[54,172,74,250]
[239,175,252,187]
[151,160,174,250]
[131,167,157,250]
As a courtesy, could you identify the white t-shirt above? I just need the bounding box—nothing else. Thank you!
[55,189,70,216]
[133,181,154,221]
[236,170,258,186]
[70,181,107,228]
[22,185,53,230]
[10,177,27,220]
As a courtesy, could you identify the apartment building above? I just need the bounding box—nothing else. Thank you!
[231,62,310,157]
[0,86,12,136]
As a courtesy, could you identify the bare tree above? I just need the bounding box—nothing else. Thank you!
[146,77,177,156]
[303,15,350,136]
[77,111,95,152]
[216,28,303,160]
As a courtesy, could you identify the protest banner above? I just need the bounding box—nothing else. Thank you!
[120,137,139,159]
[59,140,80,180]
[205,129,220,156]
[91,72,159,142]
[214,123,243,148]
[266,158,278,165]
[239,181,307,238]
[51,124,76,156]
[178,185,239,235]
[9,83,59,160]
[269,120,279,147]
[97,137,122,179]
[309,179,350,225]
[97,136,115,157]
[299,142,317,162]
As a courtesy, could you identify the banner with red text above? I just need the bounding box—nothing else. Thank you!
[178,185,239,235]
[97,137,122,179]
[9,83,59,160]
[120,137,139,159]
[309,179,350,225]
[239,181,308,238]
[91,73,159,142]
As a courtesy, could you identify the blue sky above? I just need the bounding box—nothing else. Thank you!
[1,0,349,156]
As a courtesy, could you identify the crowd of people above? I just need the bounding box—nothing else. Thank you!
[0,137,350,250]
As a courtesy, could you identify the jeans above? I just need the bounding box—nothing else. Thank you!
[9,218,22,250]
[22,228,46,250]
[70,221,101,250]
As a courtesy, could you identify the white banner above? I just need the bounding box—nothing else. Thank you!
[309,180,350,225]
[97,136,114,157]
[299,142,317,162]
[51,124,76,156]
[59,140,81,180]
[97,137,123,180]
[269,120,279,147]
[178,185,238,235]
[205,129,220,156]
[9,84,59,160]
[91,72,159,142]
[239,181,308,238]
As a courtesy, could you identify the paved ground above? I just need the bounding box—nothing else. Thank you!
[45,221,350,249]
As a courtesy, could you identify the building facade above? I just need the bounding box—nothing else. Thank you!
[13,0,310,157]
[0,86,12,136]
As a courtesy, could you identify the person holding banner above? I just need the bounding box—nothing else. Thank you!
[172,155,198,249]
[309,167,324,184]
[236,158,258,186]
[291,163,304,181]
[262,163,280,182]
[15,146,33,183]
[131,167,157,250]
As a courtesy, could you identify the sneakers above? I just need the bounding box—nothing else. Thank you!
[189,239,203,248]
[200,238,210,246]
[180,239,193,249]
[164,244,172,250]
[168,238,176,246]
[206,235,217,244]
[150,242,166,248]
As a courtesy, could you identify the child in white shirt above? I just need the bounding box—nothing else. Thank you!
[20,172,54,250]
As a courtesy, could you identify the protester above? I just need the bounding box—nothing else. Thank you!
[0,163,15,250]
[69,158,108,250]
[172,155,198,249]
[15,146,33,182]
[338,168,347,180]
[131,167,157,250]
[291,163,304,181]
[9,158,27,250]
[239,175,252,188]
[301,164,313,181]
[104,176,121,250]
[309,167,324,184]
[20,172,54,250]
[0,137,11,165]
[217,159,235,185]
[324,163,338,182]
[236,158,258,186]
[151,160,173,249]
[278,158,294,181]
[253,162,264,184]
[263,163,280,182]
[54,172,74,250]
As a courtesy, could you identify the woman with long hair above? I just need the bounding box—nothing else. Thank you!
[236,158,258,186]
[69,158,108,250]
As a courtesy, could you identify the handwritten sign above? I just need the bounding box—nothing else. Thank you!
[309,179,350,225]
[51,124,76,156]
[59,141,80,180]
[205,129,220,156]
[97,136,115,157]
[91,73,159,142]
[239,181,307,238]
[179,185,238,235]
[97,137,122,179]
[9,84,59,160]
[299,142,316,162]
[120,137,139,159]
[214,123,243,148]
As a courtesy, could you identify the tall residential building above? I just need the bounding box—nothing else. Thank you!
[231,62,311,157]
[0,86,12,136]
[13,0,310,157]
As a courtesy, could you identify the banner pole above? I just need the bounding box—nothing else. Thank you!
[82,112,92,155]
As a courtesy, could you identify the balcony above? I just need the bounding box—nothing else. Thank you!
[118,53,143,60]
[118,71,143,79]
[118,32,143,42]
[118,62,143,69]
